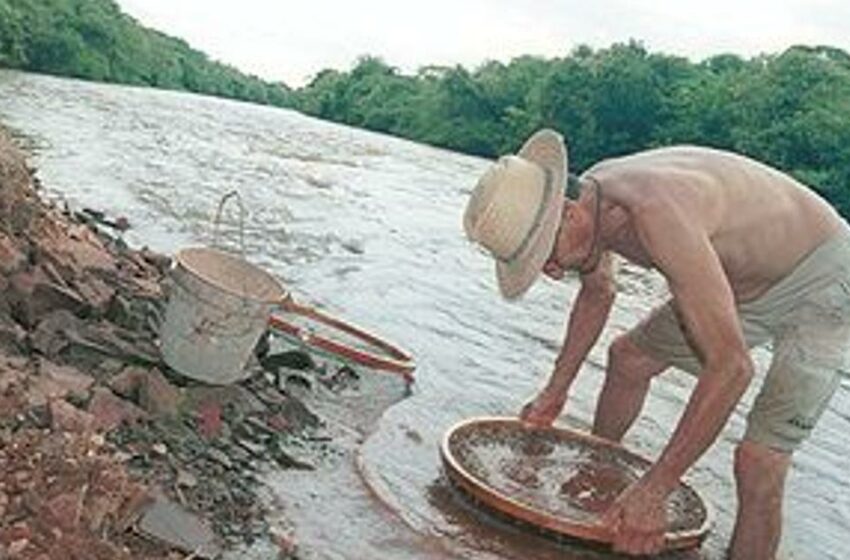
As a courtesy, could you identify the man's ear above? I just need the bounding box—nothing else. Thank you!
[562,199,578,222]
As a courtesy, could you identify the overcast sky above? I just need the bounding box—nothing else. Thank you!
[116,0,850,87]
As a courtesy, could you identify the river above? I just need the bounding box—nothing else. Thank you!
[0,70,846,559]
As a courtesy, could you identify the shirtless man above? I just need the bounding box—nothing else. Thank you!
[463,129,850,558]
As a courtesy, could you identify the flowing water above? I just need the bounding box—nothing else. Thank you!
[0,70,847,559]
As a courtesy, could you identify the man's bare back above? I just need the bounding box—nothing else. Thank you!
[584,146,847,301]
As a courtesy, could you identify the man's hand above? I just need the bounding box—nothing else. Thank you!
[519,385,567,426]
[602,478,668,556]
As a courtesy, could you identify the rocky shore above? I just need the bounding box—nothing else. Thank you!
[0,126,409,559]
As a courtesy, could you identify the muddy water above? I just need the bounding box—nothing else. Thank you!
[0,70,847,559]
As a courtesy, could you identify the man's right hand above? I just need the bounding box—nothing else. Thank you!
[519,385,567,426]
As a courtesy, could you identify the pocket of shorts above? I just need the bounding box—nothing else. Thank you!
[819,281,850,321]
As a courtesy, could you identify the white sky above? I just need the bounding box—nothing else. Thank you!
[116,0,850,87]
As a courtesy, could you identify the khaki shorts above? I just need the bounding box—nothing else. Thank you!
[631,230,850,452]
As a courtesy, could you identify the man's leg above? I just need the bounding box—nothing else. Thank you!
[729,440,791,560]
[592,334,669,441]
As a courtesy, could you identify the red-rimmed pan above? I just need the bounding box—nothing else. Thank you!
[441,416,712,552]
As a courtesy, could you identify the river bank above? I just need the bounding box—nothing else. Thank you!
[0,124,407,559]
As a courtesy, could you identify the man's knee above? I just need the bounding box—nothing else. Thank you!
[734,440,791,505]
[607,334,667,384]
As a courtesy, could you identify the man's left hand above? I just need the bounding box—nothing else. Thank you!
[602,478,668,556]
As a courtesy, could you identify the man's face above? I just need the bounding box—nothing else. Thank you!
[542,211,569,280]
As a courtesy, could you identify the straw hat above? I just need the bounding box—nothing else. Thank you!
[463,129,567,299]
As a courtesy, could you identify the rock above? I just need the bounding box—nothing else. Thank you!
[0,366,25,393]
[105,293,134,329]
[44,490,83,532]
[38,359,94,400]
[0,232,26,275]
[0,521,32,546]
[186,385,267,422]
[137,495,221,558]
[139,368,182,418]
[85,495,116,532]
[278,395,321,431]
[8,268,87,327]
[87,387,147,432]
[140,248,171,274]
[195,400,223,439]
[30,311,74,357]
[49,399,94,433]
[35,222,117,277]
[115,486,153,532]
[37,259,67,286]
[206,448,233,470]
[270,444,315,471]
[108,366,145,400]
[73,275,115,315]
[236,438,267,458]
[175,469,197,489]
[260,349,315,372]
[30,310,161,366]
[0,313,26,354]
[7,539,28,556]
[272,529,298,559]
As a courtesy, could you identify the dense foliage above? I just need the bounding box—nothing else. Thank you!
[294,45,850,218]
[0,0,291,105]
[0,0,848,217]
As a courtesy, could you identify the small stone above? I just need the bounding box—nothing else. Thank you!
[272,529,298,558]
[87,387,147,432]
[108,366,145,400]
[85,495,116,532]
[74,275,115,314]
[206,448,233,470]
[151,443,168,456]
[8,539,28,555]
[236,438,267,458]
[49,399,94,433]
[195,400,223,439]
[139,369,182,417]
[38,359,94,401]
[138,495,221,558]
[45,490,83,532]
[0,232,26,275]
[175,470,197,489]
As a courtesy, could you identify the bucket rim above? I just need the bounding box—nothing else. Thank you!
[173,246,287,304]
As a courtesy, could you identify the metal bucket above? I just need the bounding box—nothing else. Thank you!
[160,191,287,384]
[161,247,286,384]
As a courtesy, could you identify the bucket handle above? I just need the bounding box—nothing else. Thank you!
[213,190,246,257]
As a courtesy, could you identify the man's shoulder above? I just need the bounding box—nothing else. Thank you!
[588,145,744,177]
[585,145,771,202]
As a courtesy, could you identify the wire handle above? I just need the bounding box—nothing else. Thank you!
[213,190,246,257]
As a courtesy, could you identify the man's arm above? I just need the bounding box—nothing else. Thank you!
[633,194,754,490]
[521,254,617,425]
[602,190,754,555]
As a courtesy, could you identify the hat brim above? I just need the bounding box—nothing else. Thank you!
[495,129,567,299]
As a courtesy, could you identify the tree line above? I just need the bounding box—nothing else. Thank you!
[0,0,291,105]
[293,45,850,219]
[1,0,848,217]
